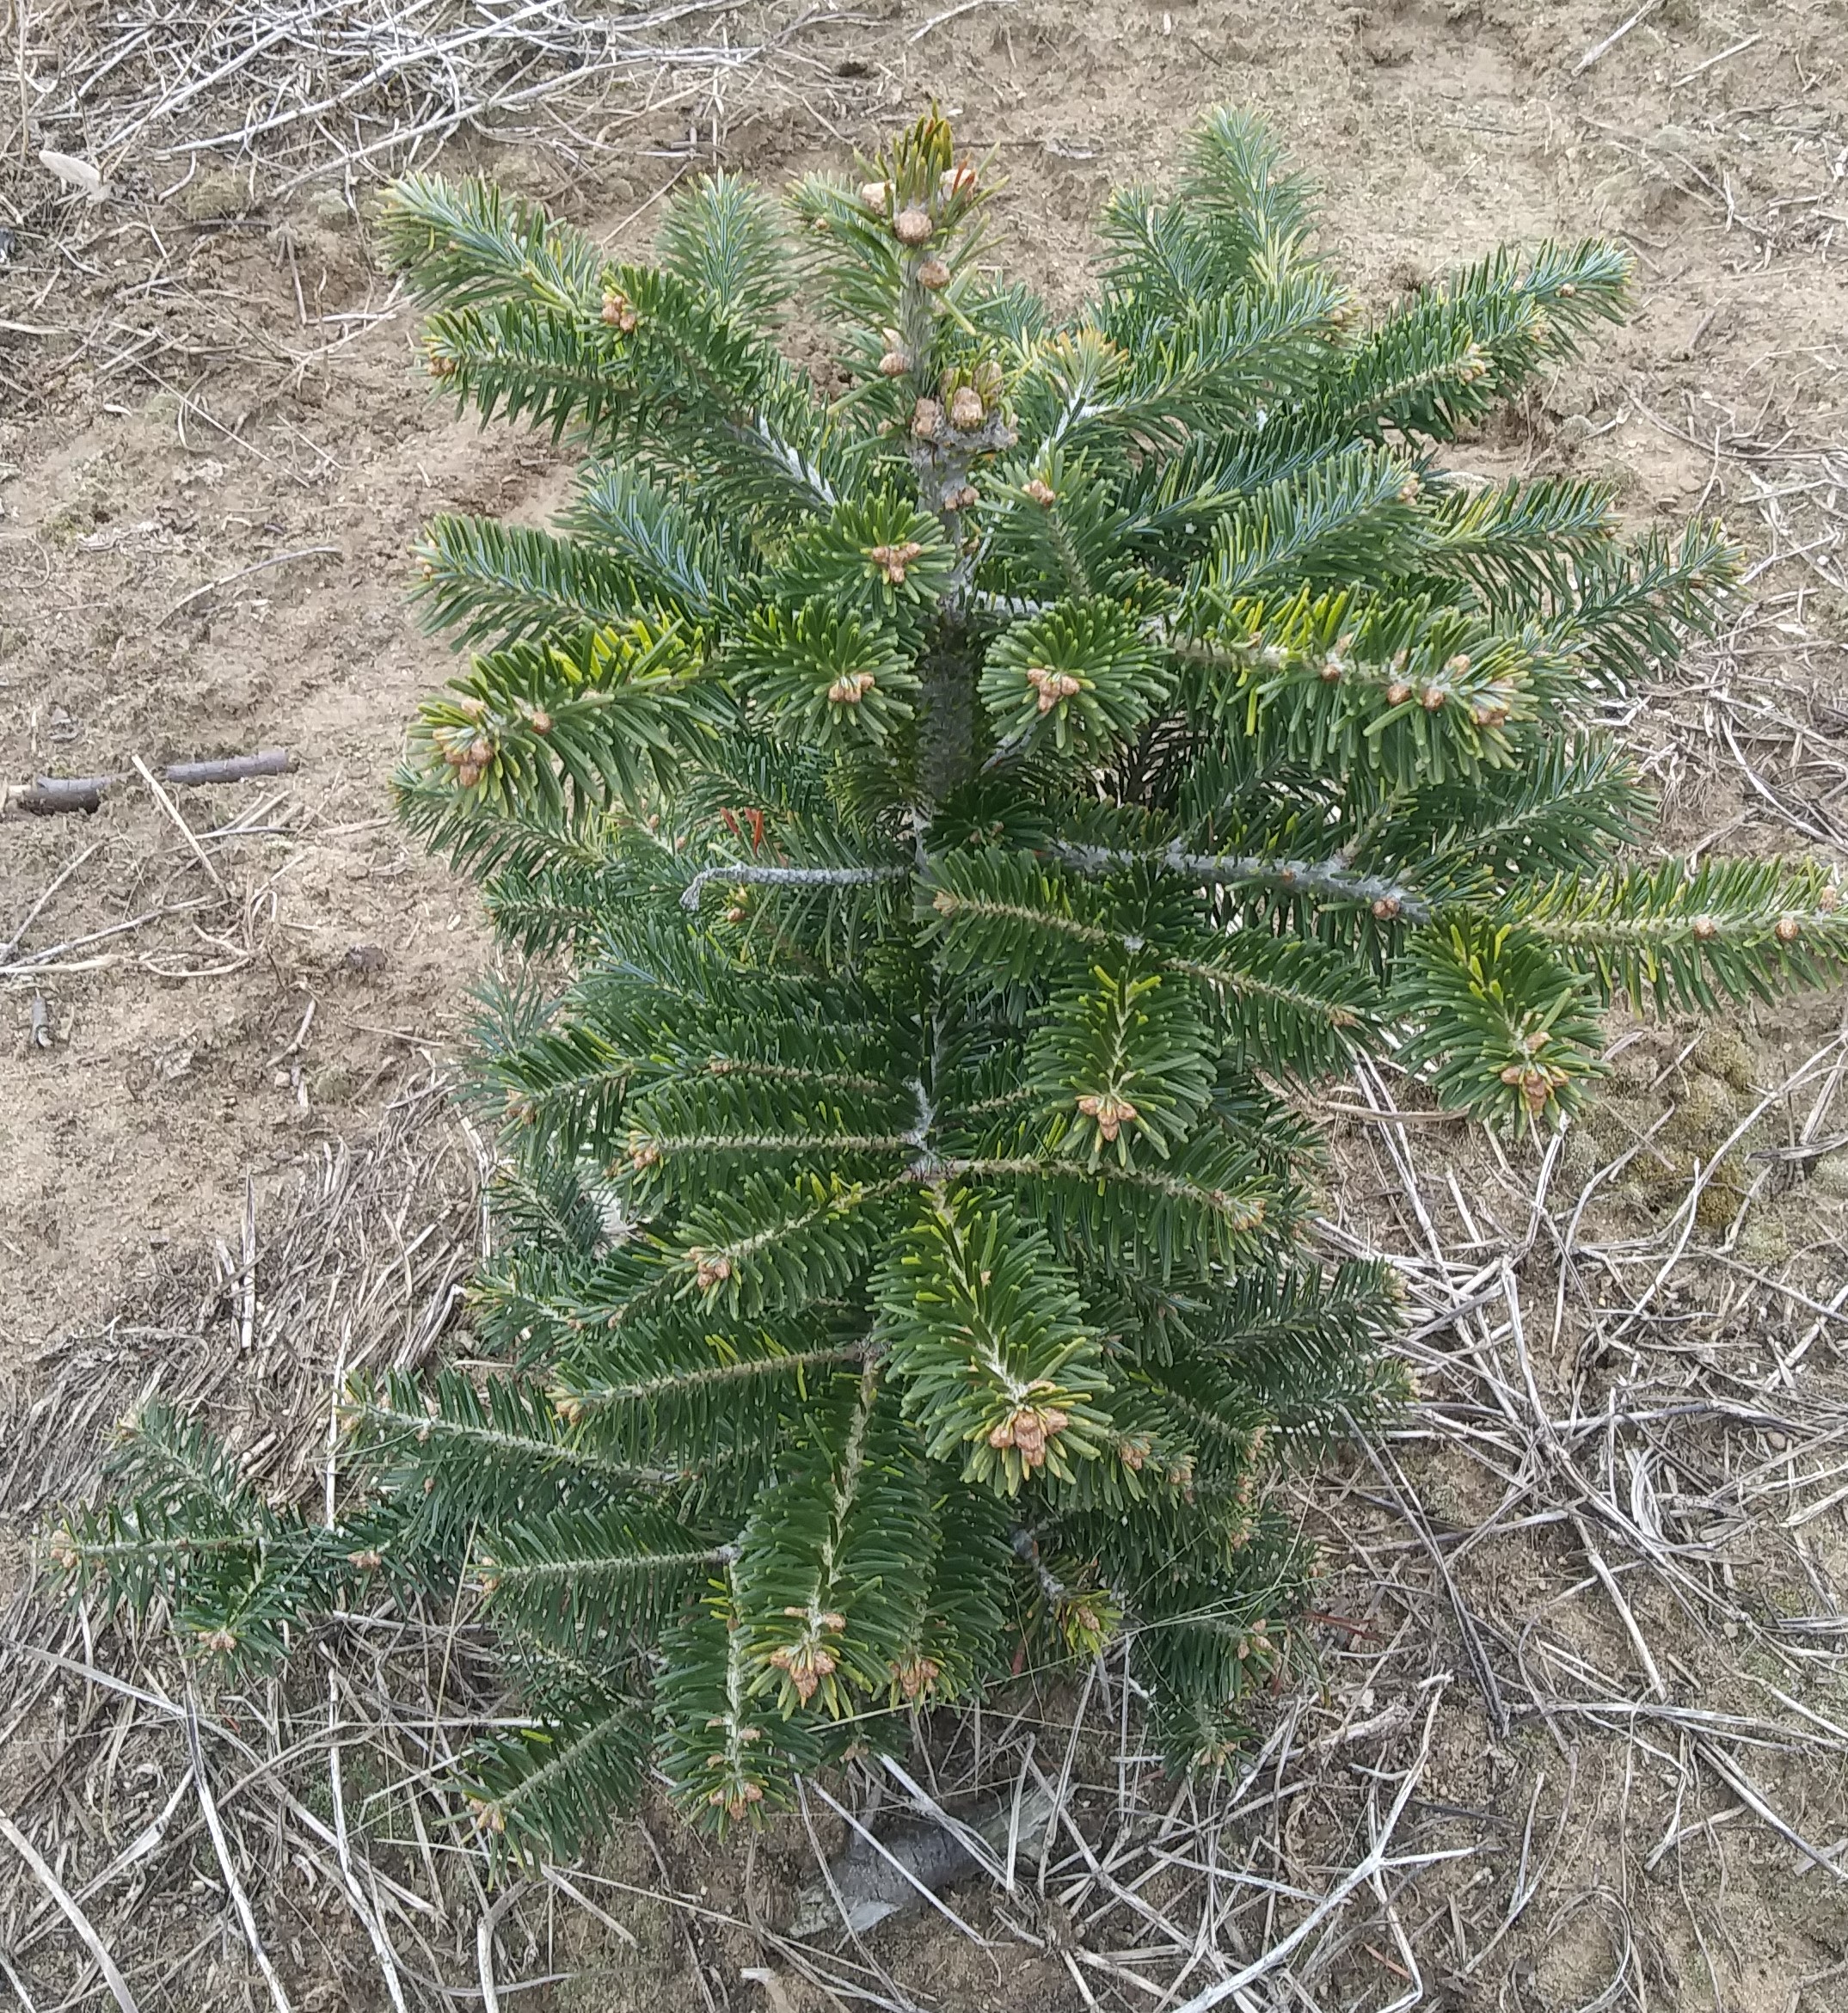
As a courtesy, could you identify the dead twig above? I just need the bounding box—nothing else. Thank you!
[186,1700,295,2013]
[1573,0,1661,76]
[9,749,293,815]
[0,840,104,960]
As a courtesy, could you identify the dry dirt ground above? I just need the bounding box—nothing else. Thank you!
[2,0,1847,2008]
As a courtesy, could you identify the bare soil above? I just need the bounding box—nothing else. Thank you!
[3,0,1846,2007]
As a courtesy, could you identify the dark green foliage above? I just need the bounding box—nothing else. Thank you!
[60,109,1846,1866]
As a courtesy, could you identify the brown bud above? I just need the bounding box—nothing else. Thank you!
[828,669,876,704]
[427,352,456,380]
[455,761,482,789]
[869,540,924,584]
[528,708,552,734]
[910,396,942,440]
[1560,281,1578,297]
[691,1249,733,1292]
[878,349,909,377]
[1690,915,1718,942]
[1025,664,1084,713]
[893,207,933,246]
[1818,885,1839,915]
[1076,1090,1138,1141]
[1022,476,1057,507]
[891,1654,942,1703]
[347,1548,384,1571]
[946,484,980,510]
[1421,686,1447,711]
[988,1402,1069,1467]
[859,179,891,212]
[1775,915,1802,944]
[768,1638,838,1703]
[1384,680,1414,706]
[599,288,639,332]
[1372,896,1401,921]
[918,257,951,291]
[949,385,985,431]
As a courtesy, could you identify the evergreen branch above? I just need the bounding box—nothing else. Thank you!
[392,772,616,881]
[384,172,605,311]
[656,1174,908,1317]
[1181,107,1318,269]
[414,515,642,648]
[1053,838,1433,924]
[949,1155,1271,1231]
[678,861,911,912]
[553,1344,866,1419]
[635,1127,918,1158]
[1394,918,1606,1132]
[723,413,841,512]
[1397,740,1648,891]
[656,172,795,330]
[348,1378,678,1492]
[458,1692,649,1858]
[480,1517,732,1601]
[1190,443,1421,601]
[1415,475,1618,596]
[659,1571,818,1826]
[567,464,736,621]
[876,1194,1114,1495]
[1512,858,1848,1011]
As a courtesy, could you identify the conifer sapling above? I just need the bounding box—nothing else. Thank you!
[58,110,1848,1857]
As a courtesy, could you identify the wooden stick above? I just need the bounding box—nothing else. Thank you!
[14,782,103,814]
[9,749,292,815]
[163,750,293,787]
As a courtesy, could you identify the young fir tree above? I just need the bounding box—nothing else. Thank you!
[59,111,1847,1857]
